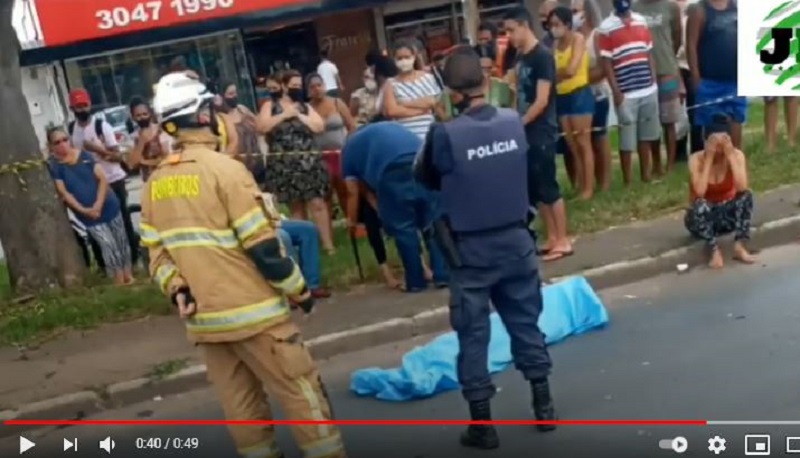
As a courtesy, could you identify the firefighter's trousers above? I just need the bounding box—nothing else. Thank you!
[202,322,346,458]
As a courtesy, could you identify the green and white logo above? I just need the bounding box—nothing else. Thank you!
[757,1,800,88]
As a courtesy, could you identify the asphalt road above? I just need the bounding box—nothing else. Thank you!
[3,244,800,458]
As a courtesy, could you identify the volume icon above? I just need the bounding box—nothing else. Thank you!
[99,437,115,454]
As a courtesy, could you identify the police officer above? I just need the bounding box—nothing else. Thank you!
[141,73,346,458]
[414,46,557,449]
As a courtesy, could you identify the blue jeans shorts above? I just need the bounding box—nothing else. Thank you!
[556,86,595,117]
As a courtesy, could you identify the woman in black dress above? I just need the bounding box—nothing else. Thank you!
[257,71,336,254]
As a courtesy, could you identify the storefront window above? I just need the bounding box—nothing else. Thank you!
[243,22,320,79]
[65,31,255,113]
[385,5,459,58]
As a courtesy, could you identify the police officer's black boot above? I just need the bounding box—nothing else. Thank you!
[531,378,558,432]
[460,400,500,449]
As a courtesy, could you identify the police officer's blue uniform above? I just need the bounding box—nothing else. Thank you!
[415,103,557,449]
[342,121,448,291]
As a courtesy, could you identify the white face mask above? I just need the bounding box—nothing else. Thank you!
[573,12,585,28]
[396,58,415,72]
[364,79,377,91]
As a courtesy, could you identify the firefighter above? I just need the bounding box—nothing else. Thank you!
[141,72,346,458]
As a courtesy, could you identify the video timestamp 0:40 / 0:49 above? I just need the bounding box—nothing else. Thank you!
[135,437,201,450]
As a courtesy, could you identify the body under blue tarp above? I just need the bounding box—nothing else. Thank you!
[350,276,609,401]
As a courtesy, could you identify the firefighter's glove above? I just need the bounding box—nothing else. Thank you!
[171,286,197,318]
[289,287,315,315]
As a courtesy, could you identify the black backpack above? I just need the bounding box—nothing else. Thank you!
[68,118,104,141]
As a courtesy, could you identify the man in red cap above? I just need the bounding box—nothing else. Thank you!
[67,88,138,269]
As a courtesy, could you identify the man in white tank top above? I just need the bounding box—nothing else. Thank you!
[317,48,344,98]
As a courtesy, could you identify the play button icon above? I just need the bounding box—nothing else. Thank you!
[19,436,35,454]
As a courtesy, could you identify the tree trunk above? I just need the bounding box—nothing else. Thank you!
[0,1,86,295]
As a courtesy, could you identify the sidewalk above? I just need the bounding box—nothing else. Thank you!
[2,184,799,429]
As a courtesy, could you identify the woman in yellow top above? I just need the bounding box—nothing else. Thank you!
[550,6,596,200]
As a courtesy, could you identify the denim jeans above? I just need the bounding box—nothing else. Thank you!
[278,220,322,289]
[376,165,449,290]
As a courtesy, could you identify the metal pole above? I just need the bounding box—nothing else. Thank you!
[461,0,479,45]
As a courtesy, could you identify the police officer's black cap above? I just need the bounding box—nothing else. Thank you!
[443,46,484,92]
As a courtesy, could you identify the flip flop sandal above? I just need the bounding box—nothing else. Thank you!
[542,250,575,262]
[537,247,552,256]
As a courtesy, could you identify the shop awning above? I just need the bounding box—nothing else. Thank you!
[20,0,323,65]
[36,0,321,47]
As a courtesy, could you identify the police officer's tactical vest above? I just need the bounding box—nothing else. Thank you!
[440,108,529,233]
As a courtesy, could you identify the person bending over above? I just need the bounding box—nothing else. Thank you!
[686,115,755,269]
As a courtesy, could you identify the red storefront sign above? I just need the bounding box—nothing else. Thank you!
[35,0,317,47]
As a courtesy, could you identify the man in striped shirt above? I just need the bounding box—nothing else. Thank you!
[598,0,661,185]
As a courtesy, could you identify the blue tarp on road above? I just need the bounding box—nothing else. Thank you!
[349,276,609,402]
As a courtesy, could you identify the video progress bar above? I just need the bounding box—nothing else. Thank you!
[708,421,800,425]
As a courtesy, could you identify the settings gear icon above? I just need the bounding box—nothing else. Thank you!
[708,436,727,454]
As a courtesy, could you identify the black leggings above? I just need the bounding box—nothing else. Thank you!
[358,200,387,265]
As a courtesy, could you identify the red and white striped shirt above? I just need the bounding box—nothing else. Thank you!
[597,13,657,99]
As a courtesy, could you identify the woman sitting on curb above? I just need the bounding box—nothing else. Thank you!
[685,114,756,269]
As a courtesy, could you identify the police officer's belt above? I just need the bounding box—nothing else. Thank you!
[452,220,527,237]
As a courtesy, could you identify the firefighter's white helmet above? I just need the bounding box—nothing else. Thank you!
[152,72,214,123]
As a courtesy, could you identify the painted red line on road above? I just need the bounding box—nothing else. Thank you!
[3,419,708,426]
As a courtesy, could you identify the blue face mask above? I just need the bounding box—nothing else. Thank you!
[613,0,631,14]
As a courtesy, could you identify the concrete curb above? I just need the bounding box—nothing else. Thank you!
[3,213,800,436]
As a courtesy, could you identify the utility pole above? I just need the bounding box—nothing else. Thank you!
[461,0,479,45]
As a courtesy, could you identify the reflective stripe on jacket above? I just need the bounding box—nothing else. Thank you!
[140,136,293,343]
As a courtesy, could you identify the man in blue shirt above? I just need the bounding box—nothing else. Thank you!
[415,46,557,450]
[341,121,448,292]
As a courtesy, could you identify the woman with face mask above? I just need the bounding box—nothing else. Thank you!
[350,68,380,126]
[127,97,172,183]
[572,0,613,192]
[306,72,357,238]
[550,6,597,200]
[218,81,265,182]
[47,126,133,286]
[256,70,336,254]
[381,40,445,139]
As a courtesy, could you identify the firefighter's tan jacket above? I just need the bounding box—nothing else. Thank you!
[139,130,306,343]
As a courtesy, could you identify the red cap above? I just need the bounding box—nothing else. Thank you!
[69,89,91,107]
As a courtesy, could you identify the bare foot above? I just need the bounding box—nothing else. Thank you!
[578,191,593,201]
[538,238,558,254]
[380,264,401,289]
[732,242,757,264]
[708,248,724,269]
[542,240,574,262]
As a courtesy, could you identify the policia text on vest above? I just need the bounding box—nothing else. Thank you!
[467,139,520,161]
